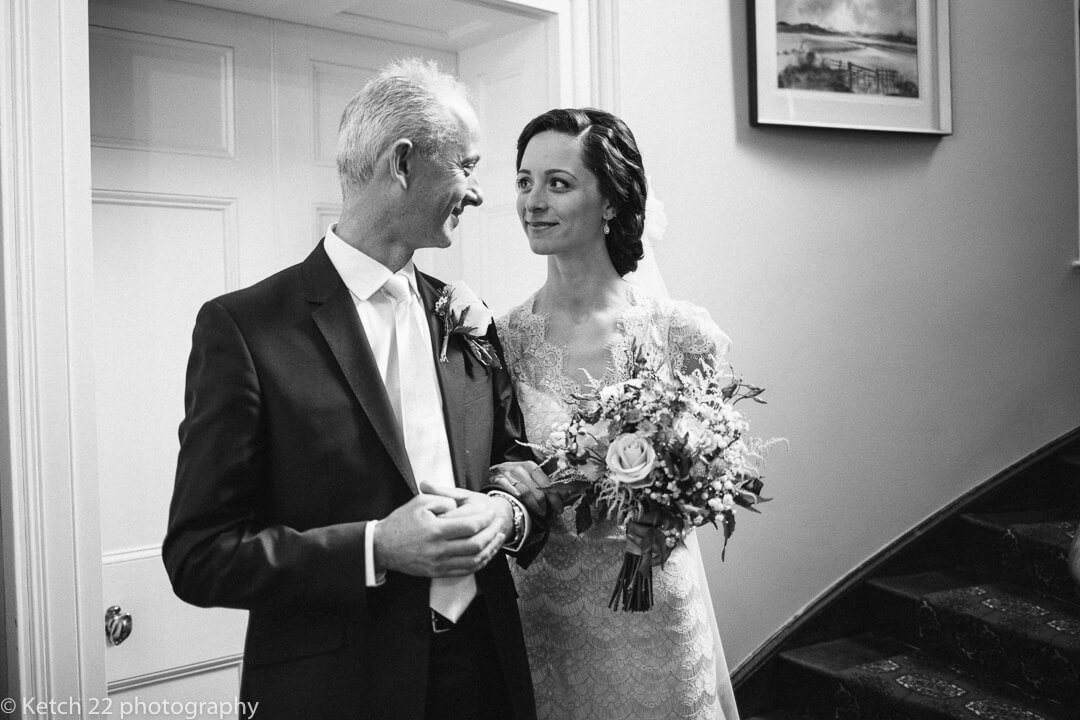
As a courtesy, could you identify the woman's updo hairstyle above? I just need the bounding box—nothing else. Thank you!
[516,108,646,276]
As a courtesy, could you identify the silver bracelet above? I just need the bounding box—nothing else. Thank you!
[491,492,524,545]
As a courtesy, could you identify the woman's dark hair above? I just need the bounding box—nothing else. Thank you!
[516,108,646,276]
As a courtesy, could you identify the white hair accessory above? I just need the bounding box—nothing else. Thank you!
[626,177,670,298]
[641,180,668,246]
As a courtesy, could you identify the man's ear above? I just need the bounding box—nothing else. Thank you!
[387,139,413,190]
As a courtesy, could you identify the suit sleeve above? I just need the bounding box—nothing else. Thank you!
[162,300,370,614]
[486,324,548,568]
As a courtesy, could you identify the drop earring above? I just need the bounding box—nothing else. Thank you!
[603,222,610,236]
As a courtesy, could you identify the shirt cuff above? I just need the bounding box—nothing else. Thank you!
[365,519,387,587]
[486,490,531,553]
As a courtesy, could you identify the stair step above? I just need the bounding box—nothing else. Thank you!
[868,570,1080,705]
[779,633,1069,720]
[961,511,1078,601]
[744,711,805,720]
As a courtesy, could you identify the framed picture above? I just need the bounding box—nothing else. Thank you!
[749,0,952,134]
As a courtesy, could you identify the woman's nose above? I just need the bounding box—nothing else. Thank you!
[525,186,546,211]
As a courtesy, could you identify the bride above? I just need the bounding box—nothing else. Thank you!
[494,108,740,720]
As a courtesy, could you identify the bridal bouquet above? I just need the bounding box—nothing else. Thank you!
[532,337,771,612]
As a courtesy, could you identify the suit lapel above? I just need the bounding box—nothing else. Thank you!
[304,242,417,494]
[416,271,469,488]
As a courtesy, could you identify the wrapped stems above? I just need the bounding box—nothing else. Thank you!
[608,544,654,612]
[609,507,660,612]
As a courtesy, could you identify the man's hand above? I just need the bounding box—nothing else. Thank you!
[489,461,587,517]
[373,483,507,578]
[435,483,515,539]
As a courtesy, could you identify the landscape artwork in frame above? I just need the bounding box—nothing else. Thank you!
[750,0,952,134]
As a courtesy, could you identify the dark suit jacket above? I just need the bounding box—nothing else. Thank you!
[162,241,541,720]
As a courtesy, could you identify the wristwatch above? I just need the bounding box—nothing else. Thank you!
[489,490,525,546]
[505,496,525,546]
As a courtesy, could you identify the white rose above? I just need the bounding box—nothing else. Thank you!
[445,281,493,336]
[605,433,657,488]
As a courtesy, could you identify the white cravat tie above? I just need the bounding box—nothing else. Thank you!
[381,274,476,622]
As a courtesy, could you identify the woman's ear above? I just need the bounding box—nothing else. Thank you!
[602,202,617,221]
[388,139,413,190]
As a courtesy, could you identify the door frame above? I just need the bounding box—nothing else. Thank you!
[1,0,106,712]
[0,0,619,711]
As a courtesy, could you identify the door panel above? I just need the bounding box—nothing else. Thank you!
[101,552,245,681]
[89,26,235,157]
[93,191,238,556]
[458,23,554,316]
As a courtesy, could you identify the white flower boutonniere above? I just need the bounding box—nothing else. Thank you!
[434,281,502,370]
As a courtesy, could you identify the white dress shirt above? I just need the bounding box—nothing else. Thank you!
[322,226,528,588]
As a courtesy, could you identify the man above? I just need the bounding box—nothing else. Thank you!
[163,59,547,720]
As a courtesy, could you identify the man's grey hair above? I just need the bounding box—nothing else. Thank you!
[336,58,470,193]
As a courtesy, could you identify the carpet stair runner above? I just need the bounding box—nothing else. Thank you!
[766,508,1079,719]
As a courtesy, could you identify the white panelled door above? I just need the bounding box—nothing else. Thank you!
[458,23,555,317]
[88,0,458,708]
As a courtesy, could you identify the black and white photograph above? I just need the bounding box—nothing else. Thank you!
[751,0,952,132]
[776,0,920,97]
[1,1,1079,719]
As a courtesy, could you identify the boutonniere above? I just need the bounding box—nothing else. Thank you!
[434,282,502,370]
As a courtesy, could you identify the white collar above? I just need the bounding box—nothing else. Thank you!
[323,224,418,302]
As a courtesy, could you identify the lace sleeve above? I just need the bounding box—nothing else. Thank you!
[663,300,731,374]
[494,314,519,381]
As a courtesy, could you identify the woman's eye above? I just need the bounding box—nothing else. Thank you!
[516,177,531,191]
[549,178,569,190]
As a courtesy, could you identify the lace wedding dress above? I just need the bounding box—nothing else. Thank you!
[497,284,740,720]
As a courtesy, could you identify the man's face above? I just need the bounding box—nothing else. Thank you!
[406,95,484,251]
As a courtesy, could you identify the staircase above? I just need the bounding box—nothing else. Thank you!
[739,440,1080,720]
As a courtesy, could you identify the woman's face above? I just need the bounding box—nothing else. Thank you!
[515,131,614,258]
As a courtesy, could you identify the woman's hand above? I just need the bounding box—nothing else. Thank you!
[488,462,590,517]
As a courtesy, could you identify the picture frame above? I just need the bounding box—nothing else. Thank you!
[1074,0,1080,270]
[749,0,952,134]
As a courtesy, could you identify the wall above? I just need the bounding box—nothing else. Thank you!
[617,0,1080,668]
[0,207,7,712]
[0,502,7,703]
[1,10,12,705]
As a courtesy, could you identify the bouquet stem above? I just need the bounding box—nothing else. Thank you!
[608,548,654,612]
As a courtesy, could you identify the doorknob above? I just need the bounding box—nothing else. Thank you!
[105,605,132,646]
